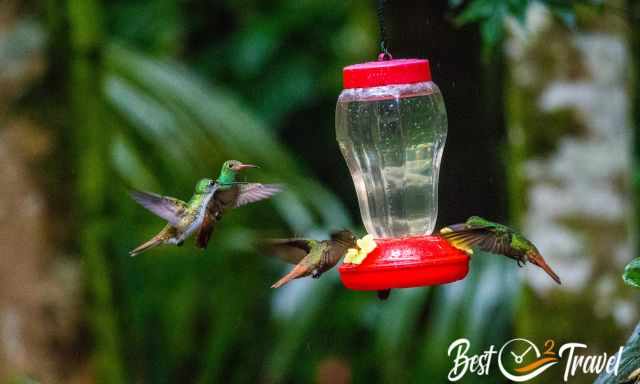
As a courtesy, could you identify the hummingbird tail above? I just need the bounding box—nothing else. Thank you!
[130,225,177,256]
[130,236,163,257]
[271,264,310,288]
[528,251,562,285]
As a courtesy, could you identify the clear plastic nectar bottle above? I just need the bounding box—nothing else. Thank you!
[336,58,448,239]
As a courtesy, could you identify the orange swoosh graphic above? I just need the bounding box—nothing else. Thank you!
[514,357,559,373]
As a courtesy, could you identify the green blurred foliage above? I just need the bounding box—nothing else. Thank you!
[624,258,640,289]
[105,0,375,129]
[449,0,608,55]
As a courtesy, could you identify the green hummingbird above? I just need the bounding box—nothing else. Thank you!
[440,216,562,284]
[263,230,357,288]
[129,178,219,256]
[195,160,282,249]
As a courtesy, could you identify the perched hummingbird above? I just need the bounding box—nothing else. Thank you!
[129,178,219,256]
[195,160,282,249]
[439,216,562,284]
[263,230,357,288]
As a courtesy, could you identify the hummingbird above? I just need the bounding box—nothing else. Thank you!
[129,178,219,256]
[195,160,282,249]
[263,230,357,288]
[439,216,562,284]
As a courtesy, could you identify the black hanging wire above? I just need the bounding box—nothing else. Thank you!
[377,0,392,60]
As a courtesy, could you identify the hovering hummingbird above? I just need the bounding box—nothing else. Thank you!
[439,216,562,284]
[263,230,357,288]
[195,160,282,249]
[129,178,219,256]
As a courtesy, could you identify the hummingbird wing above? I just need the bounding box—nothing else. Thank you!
[262,239,313,264]
[235,183,283,208]
[440,223,469,232]
[440,222,512,256]
[130,190,188,226]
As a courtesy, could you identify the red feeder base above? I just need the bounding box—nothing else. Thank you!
[338,235,470,290]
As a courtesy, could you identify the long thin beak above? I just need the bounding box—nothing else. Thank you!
[236,163,259,171]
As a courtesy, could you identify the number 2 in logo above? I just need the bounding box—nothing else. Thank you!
[544,339,556,356]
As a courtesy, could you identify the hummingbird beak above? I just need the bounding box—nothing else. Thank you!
[234,163,259,171]
[527,251,562,285]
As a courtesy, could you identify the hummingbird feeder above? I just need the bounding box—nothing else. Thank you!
[336,55,469,291]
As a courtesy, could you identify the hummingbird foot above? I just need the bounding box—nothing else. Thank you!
[311,270,321,279]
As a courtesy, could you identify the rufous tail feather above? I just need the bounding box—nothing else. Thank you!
[271,264,310,288]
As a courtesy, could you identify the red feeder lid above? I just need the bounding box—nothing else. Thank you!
[342,58,432,89]
[338,235,469,290]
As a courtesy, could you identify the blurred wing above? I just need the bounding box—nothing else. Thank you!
[263,239,312,264]
[235,183,282,208]
[440,218,495,233]
[130,190,188,226]
[439,223,470,233]
[440,226,512,256]
[440,228,486,254]
[479,231,513,256]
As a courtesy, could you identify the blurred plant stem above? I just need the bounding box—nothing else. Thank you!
[67,0,125,382]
